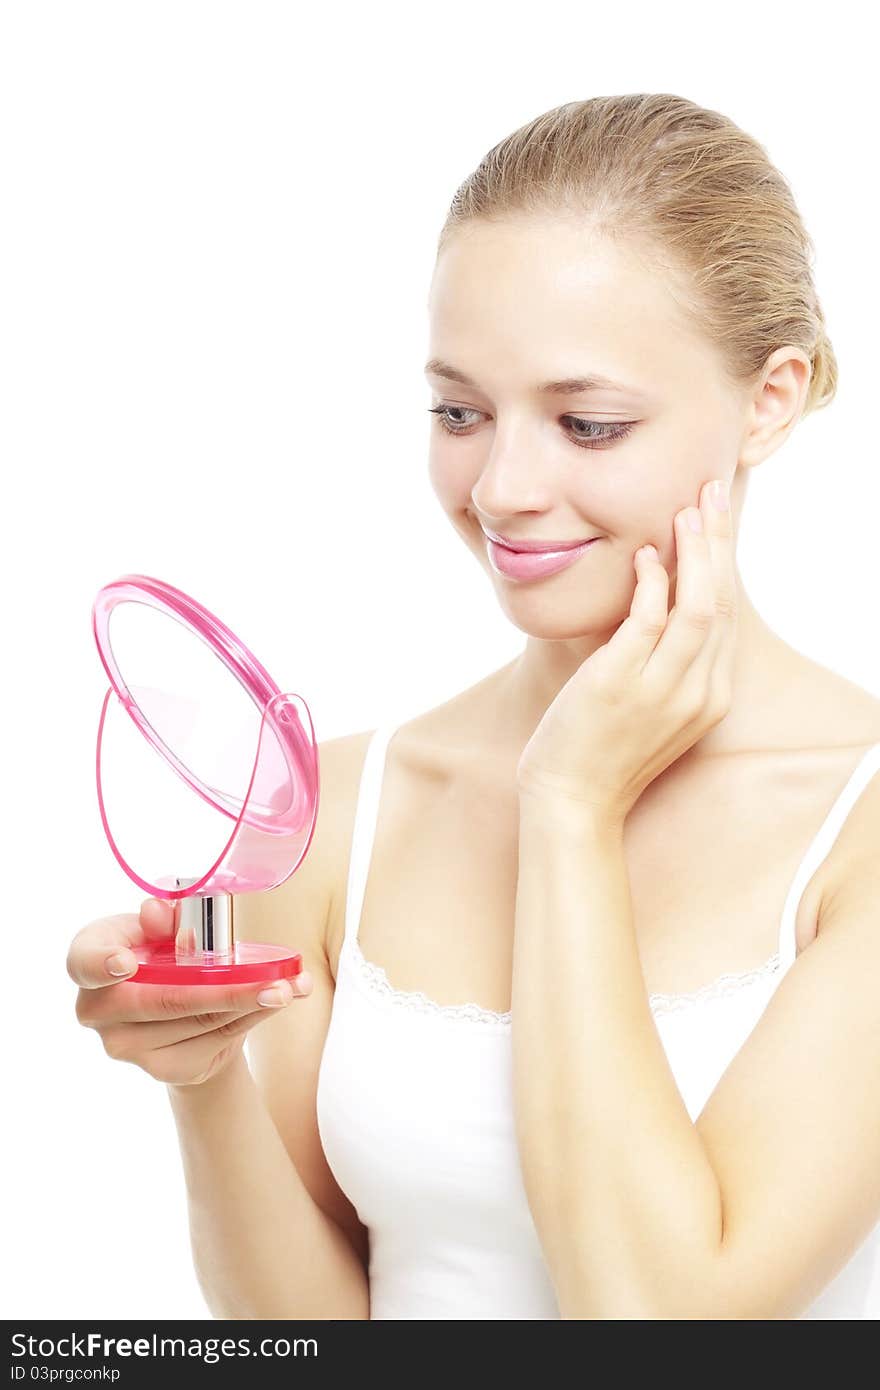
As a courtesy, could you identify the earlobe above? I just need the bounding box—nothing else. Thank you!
[735,449,761,471]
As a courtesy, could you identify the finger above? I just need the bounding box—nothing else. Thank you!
[79,969,310,1028]
[127,974,313,1047]
[143,1005,289,1084]
[586,542,670,685]
[67,898,199,989]
[66,900,170,989]
[101,978,312,1055]
[644,502,716,688]
[139,896,181,941]
[684,477,737,687]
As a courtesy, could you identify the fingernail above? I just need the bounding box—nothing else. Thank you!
[686,507,703,533]
[105,951,136,977]
[710,478,729,510]
[257,984,293,1007]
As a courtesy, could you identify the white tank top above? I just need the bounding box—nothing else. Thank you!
[316,724,880,1319]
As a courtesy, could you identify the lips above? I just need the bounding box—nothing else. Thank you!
[482,528,597,554]
[486,535,601,581]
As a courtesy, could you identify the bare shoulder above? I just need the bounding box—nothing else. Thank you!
[264,713,461,966]
[264,727,381,958]
[817,743,880,931]
[809,681,880,935]
[312,729,385,948]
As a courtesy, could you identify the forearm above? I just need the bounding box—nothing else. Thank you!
[511,792,724,1319]
[167,1050,369,1320]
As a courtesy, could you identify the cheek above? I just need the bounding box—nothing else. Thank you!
[428,447,474,513]
[574,467,669,546]
[595,434,715,549]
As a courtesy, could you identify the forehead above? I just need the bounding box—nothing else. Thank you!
[427,218,714,399]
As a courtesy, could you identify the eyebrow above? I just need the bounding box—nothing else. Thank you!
[424,357,645,396]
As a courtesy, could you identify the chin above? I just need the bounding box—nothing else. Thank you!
[491,590,629,642]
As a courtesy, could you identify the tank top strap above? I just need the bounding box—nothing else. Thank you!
[776,740,880,969]
[343,723,399,949]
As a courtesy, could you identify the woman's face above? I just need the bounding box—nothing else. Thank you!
[426,216,750,641]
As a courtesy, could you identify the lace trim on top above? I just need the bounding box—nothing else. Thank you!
[346,937,512,1027]
[647,950,782,1015]
[343,936,783,1027]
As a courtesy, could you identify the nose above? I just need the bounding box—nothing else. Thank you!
[469,432,557,520]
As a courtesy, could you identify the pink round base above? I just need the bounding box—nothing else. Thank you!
[128,940,303,985]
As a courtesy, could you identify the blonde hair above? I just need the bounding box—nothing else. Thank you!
[438,94,837,418]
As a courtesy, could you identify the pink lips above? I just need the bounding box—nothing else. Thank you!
[483,529,594,553]
[486,536,601,581]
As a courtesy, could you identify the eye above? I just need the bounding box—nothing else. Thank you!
[427,404,636,450]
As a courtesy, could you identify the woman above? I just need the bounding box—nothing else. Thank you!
[70,93,880,1320]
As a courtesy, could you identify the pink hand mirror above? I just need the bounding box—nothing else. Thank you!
[92,574,319,984]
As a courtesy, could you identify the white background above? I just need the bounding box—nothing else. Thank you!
[2,0,877,1320]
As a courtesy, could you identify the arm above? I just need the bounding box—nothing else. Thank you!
[168,1050,369,1320]
[511,784,880,1320]
[511,792,722,1318]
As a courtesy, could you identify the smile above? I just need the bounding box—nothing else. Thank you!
[486,536,601,581]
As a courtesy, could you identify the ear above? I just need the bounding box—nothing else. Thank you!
[737,346,812,470]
